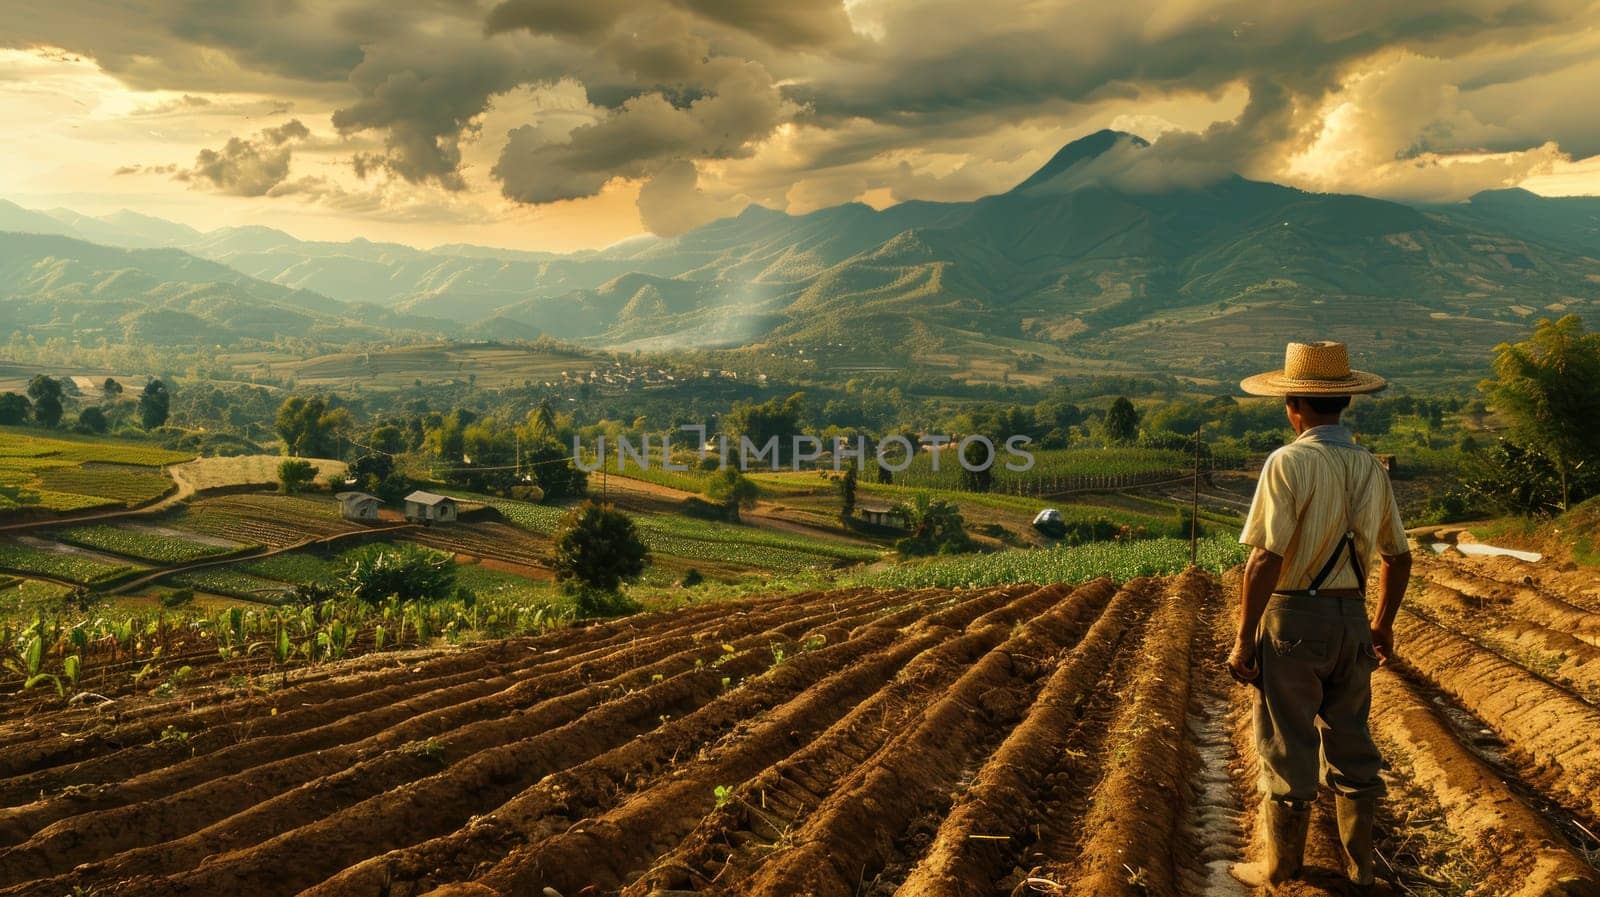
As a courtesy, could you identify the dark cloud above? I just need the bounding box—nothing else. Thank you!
[493,57,788,203]
[330,30,576,190]
[176,119,310,196]
[485,0,853,49]
[7,0,1599,231]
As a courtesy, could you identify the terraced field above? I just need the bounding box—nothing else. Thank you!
[0,550,1596,897]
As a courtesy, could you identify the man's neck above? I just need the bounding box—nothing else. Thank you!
[1292,415,1343,435]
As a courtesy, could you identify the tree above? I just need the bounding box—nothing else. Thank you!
[77,406,109,434]
[340,544,456,606]
[705,469,760,521]
[1104,396,1139,444]
[348,452,394,486]
[275,394,348,457]
[839,467,858,518]
[725,392,805,466]
[552,501,650,595]
[277,458,317,494]
[368,425,406,455]
[102,378,123,397]
[959,440,993,493]
[1479,315,1600,511]
[896,494,974,557]
[139,379,171,429]
[27,375,63,428]
[525,439,589,502]
[529,400,558,441]
[0,393,30,425]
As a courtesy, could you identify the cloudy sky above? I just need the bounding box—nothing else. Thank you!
[2,0,1598,251]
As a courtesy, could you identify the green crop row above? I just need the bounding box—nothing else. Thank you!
[851,536,1249,590]
[0,541,145,584]
[50,525,243,564]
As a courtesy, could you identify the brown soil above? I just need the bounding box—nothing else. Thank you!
[2,553,1597,897]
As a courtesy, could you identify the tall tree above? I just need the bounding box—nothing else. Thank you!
[26,375,63,428]
[725,392,806,466]
[839,467,858,517]
[1104,396,1139,444]
[530,399,558,440]
[139,378,170,429]
[1480,315,1600,511]
[275,395,348,457]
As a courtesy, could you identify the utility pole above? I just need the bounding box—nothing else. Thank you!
[1190,425,1202,567]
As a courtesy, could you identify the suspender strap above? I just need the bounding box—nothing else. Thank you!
[1307,531,1364,596]
[1303,440,1374,596]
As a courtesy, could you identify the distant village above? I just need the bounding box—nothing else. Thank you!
[544,361,767,394]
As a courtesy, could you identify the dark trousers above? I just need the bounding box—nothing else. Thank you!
[1253,591,1386,802]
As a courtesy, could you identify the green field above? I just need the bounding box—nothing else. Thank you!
[0,541,146,584]
[167,567,297,601]
[0,428,190,514]
[49,524,246,564]
[852,536,1249,589]
[473,493,881,574]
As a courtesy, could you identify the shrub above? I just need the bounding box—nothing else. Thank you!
[552,501,650,593]
[277,458,317,495]
[339,544,457,606]
[571,586,641,619]
[896,495,975,557]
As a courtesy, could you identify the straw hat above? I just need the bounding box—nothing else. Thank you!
[1240,341,1387,396]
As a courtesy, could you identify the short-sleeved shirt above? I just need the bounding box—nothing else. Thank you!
[1239,424,1409,591]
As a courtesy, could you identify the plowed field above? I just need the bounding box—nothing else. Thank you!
[1,550,1597,897]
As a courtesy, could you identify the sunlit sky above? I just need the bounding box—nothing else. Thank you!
[3,1,1599,252]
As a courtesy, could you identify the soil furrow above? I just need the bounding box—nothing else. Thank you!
[1369,668,1600,896]
[1395,609,1600,822]
[1045,570,1211,897]
[733,578,1121,897]
[481,582,1083,897]
[0,592,896,881]
[299,587,997,897]
[892,578,1156,897]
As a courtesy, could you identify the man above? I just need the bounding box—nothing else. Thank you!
[1226,341,1412,890]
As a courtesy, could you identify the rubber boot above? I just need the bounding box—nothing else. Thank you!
[1336,794,1377,886]
[1230,797,1313,889]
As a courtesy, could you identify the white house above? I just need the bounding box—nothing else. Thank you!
[335,492,382,522]
[404,490,458,524]
[857,503,908,530]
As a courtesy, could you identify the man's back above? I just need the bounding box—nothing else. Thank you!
[1240,425,1408,592]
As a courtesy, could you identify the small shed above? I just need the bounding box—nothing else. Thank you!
[857,503,908,530]
[404,490,458,525]
[335,491,382,522]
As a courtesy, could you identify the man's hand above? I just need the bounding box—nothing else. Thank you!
[1227,636,1260,686]
[1371,624,1396,667]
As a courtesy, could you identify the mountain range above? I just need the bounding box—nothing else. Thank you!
[3,130,1597,382]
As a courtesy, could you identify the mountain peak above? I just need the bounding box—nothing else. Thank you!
[1010,129,1149,194]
